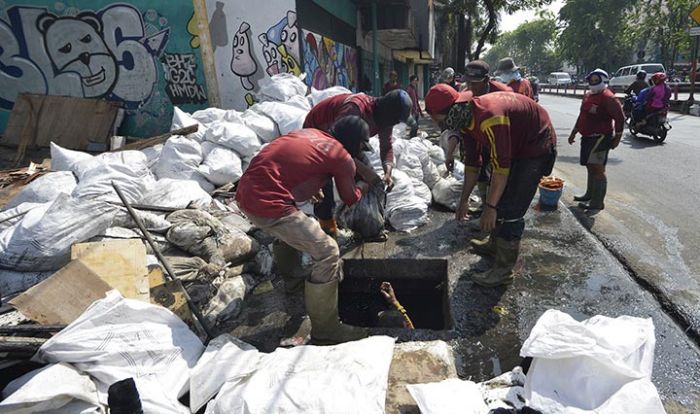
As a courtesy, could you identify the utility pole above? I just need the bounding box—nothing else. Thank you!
[372,0,380,96]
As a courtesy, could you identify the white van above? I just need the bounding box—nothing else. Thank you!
[547,72,572,85]
[609,63,665,88]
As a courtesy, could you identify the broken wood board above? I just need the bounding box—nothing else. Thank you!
[71,240,149,302]
[3,93,119,151]
[9,260,113,325]
[150,279,197,331]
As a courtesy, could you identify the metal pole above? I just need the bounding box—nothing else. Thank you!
[689,35,699,102]
[372,0,380,96]
[111,182,214,342]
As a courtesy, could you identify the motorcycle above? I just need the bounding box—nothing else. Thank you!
[622,94,635,126]
[629,108,671,143]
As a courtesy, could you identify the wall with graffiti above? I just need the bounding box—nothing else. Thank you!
[0,0,209,137]
[205,0,301,110]
[302,29,358,92]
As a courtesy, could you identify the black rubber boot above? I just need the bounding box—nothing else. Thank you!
[578,177,606,210]
[573,173,593,202]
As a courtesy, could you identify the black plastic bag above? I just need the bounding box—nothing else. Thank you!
[339,184,386,239]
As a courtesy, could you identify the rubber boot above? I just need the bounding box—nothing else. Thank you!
[573,173,593,202]
[471,238,520,287]
[578,177,606,210]
[319,218,338,240]
[273,241,305,293]
[470,231,496,257]
[305,280,368,345]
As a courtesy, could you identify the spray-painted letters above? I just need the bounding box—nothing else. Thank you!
[162,52,207,104]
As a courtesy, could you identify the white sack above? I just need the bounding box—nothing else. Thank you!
[3,172,76,211]
[428,144,446,166]
[50,142,93,174]
[310,86,352,106]
[258,73,307,102]
[72,159,154,205]
[0,362,101,414]
[521,309,664,414]
[191,107,229,126]
[141,144,163,169]
[171,106,206,141]
[203,274,255,324]
[0,194,118,271]
[153,136,213,192]
[34,290,204,414]
[0,202,44,233]
[285,94,312,111]
[432,176,463,211]
[141,178,212,209]
[241,109,279,143]
[405,378,488,414]
[201,335,396,414]
[385,170,428,232]
[204,121,260,158]
[198,142,243,186]
[0,269,53,298]
[252,101,308,135]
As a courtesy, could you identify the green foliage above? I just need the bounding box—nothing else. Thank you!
[483,13,561,76]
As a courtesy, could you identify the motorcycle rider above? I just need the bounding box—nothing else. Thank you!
[625,70,648,96]
[567,69,624,211]
[636,72,671,127]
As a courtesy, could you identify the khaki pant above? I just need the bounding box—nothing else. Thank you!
[241,209,341,283]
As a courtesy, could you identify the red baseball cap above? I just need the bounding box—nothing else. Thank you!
[425,84,473,115]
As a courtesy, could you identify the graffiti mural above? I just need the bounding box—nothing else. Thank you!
[0,1,209,137]
[302,30,358,92]
[207,0,301,110]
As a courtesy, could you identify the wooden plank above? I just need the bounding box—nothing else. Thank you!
[9,260,113,325]
[3,94,119,150]
[71,240,150,302]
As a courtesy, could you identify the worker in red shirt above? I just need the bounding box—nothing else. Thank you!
[495,57,534,100]
[383,70,401,95]
[568,69,624,210]
[303,89,413,236]
[236,116,371,344]
[426,85,557,287]
[406,74,423,137]
[448,60,513,211]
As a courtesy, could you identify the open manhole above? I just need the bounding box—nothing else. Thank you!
[339,258,452,330]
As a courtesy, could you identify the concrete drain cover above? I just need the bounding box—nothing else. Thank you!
[339,258,451,330]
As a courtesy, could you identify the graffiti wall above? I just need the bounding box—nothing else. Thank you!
[302,29,358,92]
[0,0,209,137]
[205,0,301,110]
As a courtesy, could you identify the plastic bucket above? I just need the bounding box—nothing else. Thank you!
[538,185,563,207]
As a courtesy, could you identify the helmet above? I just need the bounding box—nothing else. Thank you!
[651,72,667,84]
[374,89,412,127]
[636,70,647,80]
[441,67,455,82]
[330,116,369,158]
[585,68,609,85]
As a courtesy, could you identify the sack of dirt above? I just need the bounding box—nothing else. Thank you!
[154,136,213,193]
[432,175,463,211]
[198,142,243,186]
[203,274,255,324]
[3,172,77,211]
[166,210,258,269]
[171,106,206,141]
[339,184,386,240]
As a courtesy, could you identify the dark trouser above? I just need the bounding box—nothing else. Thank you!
[314,180,335,220]
[495,151,557,241]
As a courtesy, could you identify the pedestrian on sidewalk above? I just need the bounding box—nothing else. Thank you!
[568,69,624,210]
[495,57,534,100]
[236,116,371,344]
[425,85,557,287]
[383,70,401,95]
[441,67,460,91]
[406,75,423,137]
[303,90,413,237]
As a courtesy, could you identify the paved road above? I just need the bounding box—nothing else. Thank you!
[541,94,700,341]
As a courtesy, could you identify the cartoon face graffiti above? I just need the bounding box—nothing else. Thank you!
[37,12,118,98]
[277,44,301,76]
[258,33,281,76]
[231,22,257,90]
[280,11,299,62]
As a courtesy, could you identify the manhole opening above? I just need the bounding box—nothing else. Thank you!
[339,258,451,330]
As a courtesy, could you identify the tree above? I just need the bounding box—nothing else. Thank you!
[483,12,561,76]
[557,0,635,74]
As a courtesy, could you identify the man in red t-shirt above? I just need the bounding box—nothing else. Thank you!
[236,116,370,344]
[303,90,412,236]
[426,84,557,287]
[495,57,534,100]
[383,70,401,95]
[568,69,624,210]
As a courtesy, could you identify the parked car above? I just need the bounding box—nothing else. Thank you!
[609,63,665,88]
[547,72,572,85]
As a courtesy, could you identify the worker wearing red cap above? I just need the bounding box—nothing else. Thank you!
[236,116,370,344]
[303,90,413,237]
[425,84,557,287]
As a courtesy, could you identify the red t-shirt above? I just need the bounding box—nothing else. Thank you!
[488,80,512,92]
[575,89,624,137]
[462,92,556,176]
[236,129,362,218]
[303,93,394,167]
[508,78,534,99]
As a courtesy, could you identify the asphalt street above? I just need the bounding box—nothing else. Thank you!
[541,93,700,341]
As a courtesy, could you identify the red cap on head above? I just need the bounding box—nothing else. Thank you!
[651,72,667,83]
[425,84,473,115]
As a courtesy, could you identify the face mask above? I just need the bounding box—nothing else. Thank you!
[444,102,473,130]
[589,83,606,94]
